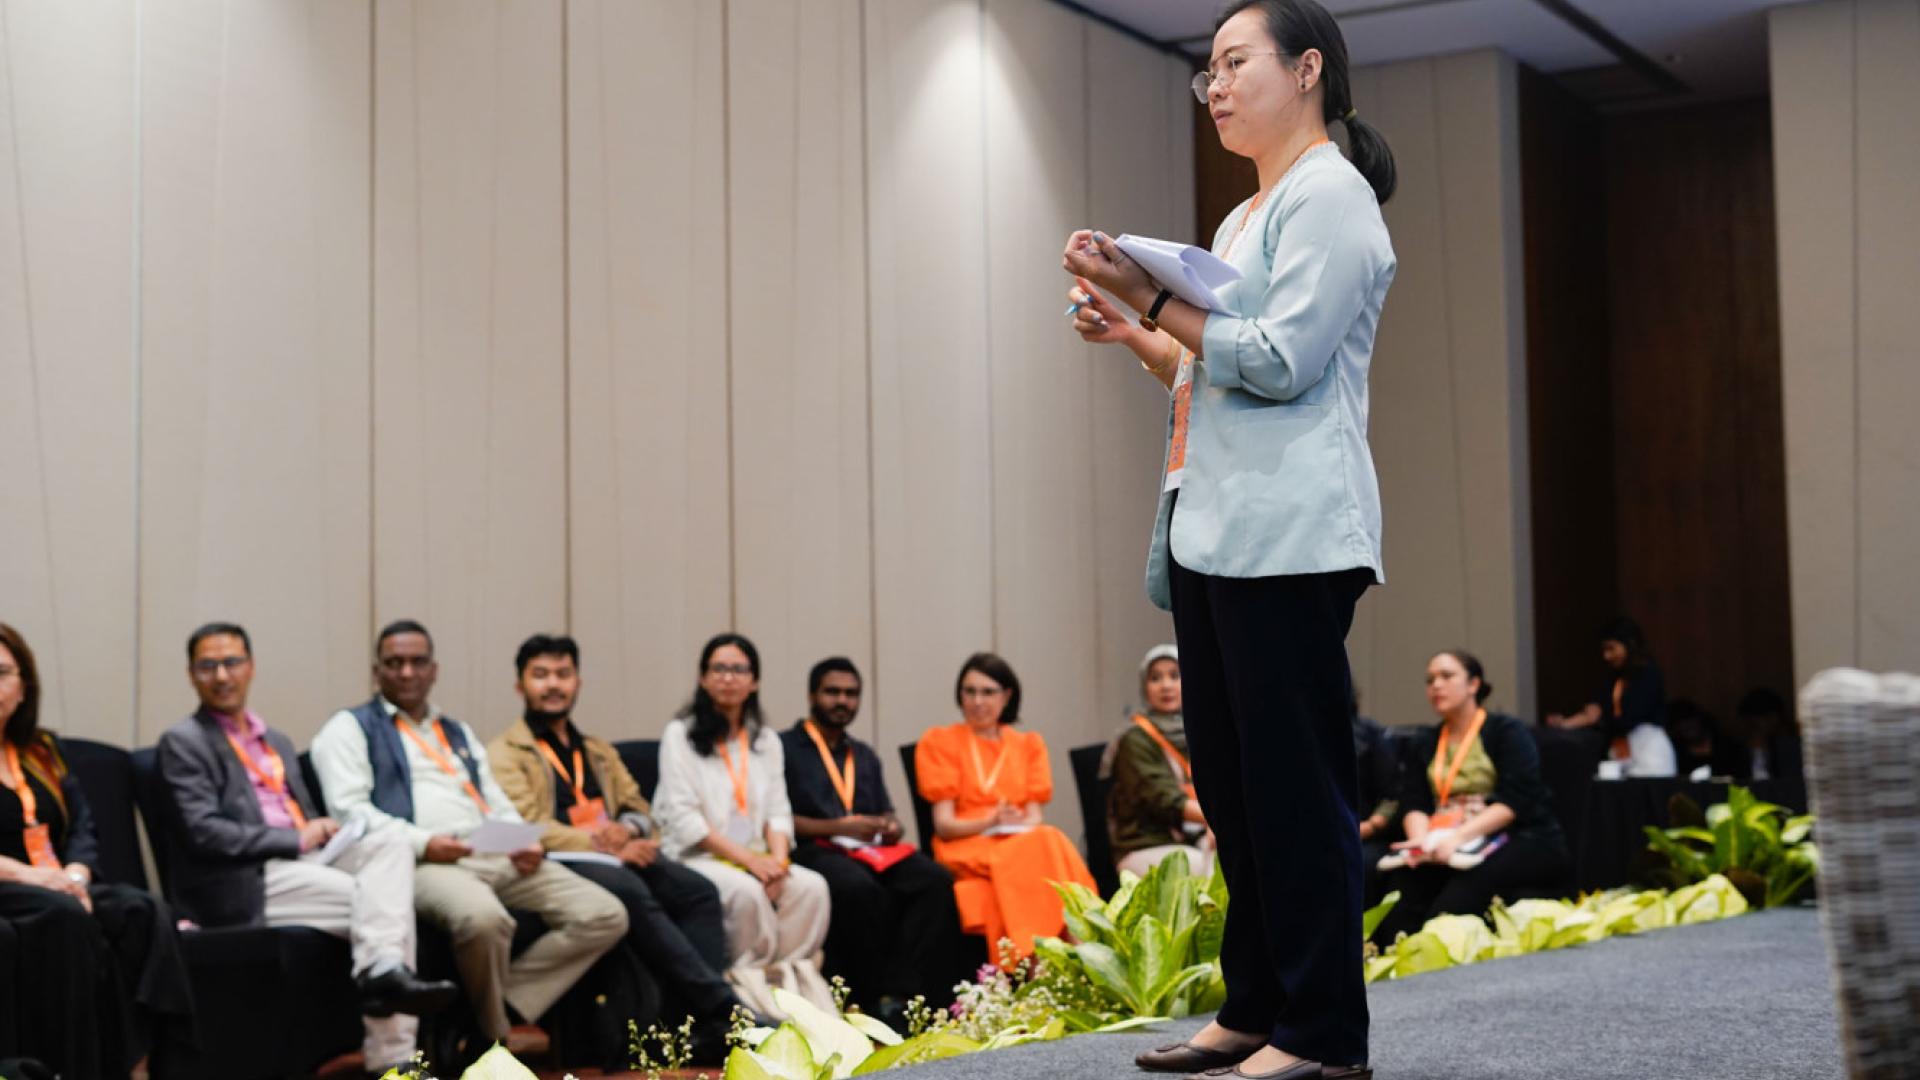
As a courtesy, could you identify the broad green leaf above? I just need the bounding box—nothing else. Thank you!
[758,1025,819,1079]
[771,990,871,1078]
[1782,815,1814,845]
[1420,914,1495,964]
[1363,891,1400,942]
[845,1012,903,1047]
[1129,914,1179,1010]
[1072,940,1136,1007]
[1091,1015,1170,1034]
[460,1046,540,1080]
[1153,962,1219,1016]
[851,1032,980,1074]
[727,1047,794,1080]
[1364,953,1397,983]
[1546,911,1596,950]
[1391,931,1455,977]
[1193,900,1226,965]
[1189,965,1226,1013]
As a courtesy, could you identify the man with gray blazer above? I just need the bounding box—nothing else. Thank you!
[157,622,455,1075]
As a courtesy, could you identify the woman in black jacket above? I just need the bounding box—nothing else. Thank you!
[1373,650,1569,943]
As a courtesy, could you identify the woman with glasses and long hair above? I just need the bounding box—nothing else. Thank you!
[913,652,1095,968]
[651,633,833,1019]
[0,623,196,1077]
[1061,1,1395,1076]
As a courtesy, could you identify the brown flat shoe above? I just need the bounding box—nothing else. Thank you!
[1136,1040,1252,1073]
[1187,1061,1372,1080]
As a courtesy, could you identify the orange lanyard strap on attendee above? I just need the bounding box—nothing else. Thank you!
[3,742,60,869]
[395,716,489,813]
[1429,708,1488,809]
[716,727,752,814]
[1132,715,1196,800]
[533,738,590,804]
[221,724,308,829]
[803,721,857,813]
[968,731,1009,798]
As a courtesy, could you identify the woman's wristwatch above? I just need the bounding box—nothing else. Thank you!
[1138,289,1174,332]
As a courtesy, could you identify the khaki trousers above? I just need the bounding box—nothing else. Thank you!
[682,855,833,1018]
[263,826,417,1068]
[413,855,627,1040]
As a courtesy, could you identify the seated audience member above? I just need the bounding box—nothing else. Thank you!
[652,634,834,1018]
[0,622,195,1078]
[916,652,1097,966]
[310,620,627,1054]
[1733,688,1803,786]
[1374,651,1570,944]
[781,657,960,1021]
[1351,690,1401,907]
[487,633,744,1055]
[1666,699,1744,781]
[1103,645,1212,878]
[158,622,455,1074]
[1545,617,1677,777]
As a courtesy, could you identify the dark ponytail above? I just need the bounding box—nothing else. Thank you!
[1215,0,1397,204]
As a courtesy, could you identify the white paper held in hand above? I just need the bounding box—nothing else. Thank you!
[1113,234,1242,312]
[302,818,366,866]
[467,819,546,854]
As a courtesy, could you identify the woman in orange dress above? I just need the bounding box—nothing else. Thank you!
[915,652,1096,965]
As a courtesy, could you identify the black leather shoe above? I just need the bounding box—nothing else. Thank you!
[1137,1041,1252,1073]
[357,965,460,1018]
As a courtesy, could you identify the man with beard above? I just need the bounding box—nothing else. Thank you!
[485,634,745,1060]
[780,657,961,1024]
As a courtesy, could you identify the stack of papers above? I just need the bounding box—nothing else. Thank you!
[1113,234,1243,311]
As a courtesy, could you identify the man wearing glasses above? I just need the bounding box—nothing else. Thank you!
[157,621,458,1076]
[310,620,628,1060]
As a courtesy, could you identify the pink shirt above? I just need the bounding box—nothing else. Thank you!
[213,710,299,830]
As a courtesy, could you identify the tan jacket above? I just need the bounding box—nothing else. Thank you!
[487,718,651,852]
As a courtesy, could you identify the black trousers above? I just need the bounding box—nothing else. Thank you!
[1170,553,1371,1067]
[792,843,964,1009]
[1374,834,1573,944]
[561,858,737,1021]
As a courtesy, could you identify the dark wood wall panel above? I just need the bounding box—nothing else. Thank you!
[1194,97,1256,245]
[1521,67,1618,720]
[1602,101,1795,725]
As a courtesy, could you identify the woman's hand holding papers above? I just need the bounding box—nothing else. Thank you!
[1062,229,1156,311]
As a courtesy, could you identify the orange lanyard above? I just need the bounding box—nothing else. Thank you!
[1131,715,1196,800]
[221,722,308,828]
[803,721,857,812]
[533,738,589,804]
[1222,138,1330,260]
[1611,677,1625,717]
[716,727,751,814]
[967,731,1010,798]
[1429,708,1487,808]
[395,716,489,813]
[2,742,40,826]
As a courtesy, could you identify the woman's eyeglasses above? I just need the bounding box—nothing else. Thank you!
[1191,50,1281,104]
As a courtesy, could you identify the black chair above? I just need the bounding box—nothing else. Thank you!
[612,739,661,802]
[1067,744,1119,897]
[298,749,328,816]
[64,738,364,1080]
[896,743,938,852]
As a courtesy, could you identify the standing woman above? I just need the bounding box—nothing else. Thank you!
[652,633,835,1019]
[1062,2,1395,1077]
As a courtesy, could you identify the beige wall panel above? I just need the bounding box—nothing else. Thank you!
[1431,50,1531,714]
[1769,2,1858,685]
[864,0,995,801]
[984,0,1101,808]
[373,0,566,734]
[1086,25,1180,743]
[136,1,372,745]
[1351,59,1473,726]
[566,0,731,740]
[0,0,137,745]
[726,0,872,734]
[1849,0,1920,673]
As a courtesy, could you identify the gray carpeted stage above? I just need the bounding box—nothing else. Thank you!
[903,906,1843,1080]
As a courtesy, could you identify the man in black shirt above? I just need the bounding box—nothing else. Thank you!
[780,658,961,1023]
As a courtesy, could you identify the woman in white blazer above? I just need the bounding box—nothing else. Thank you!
[1062,3,1397,1078]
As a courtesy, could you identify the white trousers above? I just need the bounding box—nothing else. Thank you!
[682,855,833,1018]
[1117,843,1214,879]
[262,826,418,1069]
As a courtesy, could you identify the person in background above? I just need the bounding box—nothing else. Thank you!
[0,622,195,1078]
[310,620,628,1059]
[915,652,1097,966]
[1665,699,1744,782]
[158,622,454,1075]
[1104,644,1212,878]
[1546,617,1677,777]
[1350,689,1401,908]
[486,633,744,1061]
[651,633,834,1019]
[781,657,960,1024]
[1733,688,1803,787]
[1374,651,1569,943]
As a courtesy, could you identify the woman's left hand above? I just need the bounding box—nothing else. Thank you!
[1062,230,1154,310]
[1429,835,1461,863]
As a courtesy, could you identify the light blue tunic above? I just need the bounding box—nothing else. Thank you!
[1145,142,1396,610]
